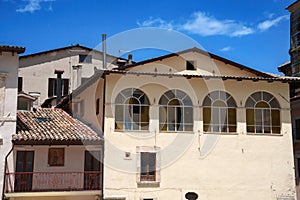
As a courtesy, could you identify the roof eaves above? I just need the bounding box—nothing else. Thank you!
[20,44,122,60]
[0,45,25,54]
[102,69,300,82]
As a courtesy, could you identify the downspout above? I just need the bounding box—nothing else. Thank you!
[101,73,106,200]
[2,144,14,200]
[102,34,107,69]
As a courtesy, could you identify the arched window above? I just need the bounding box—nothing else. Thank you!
[115,88,149,131]
[203,91,237,133]
[246,91,280,134]
[159,89,193,132]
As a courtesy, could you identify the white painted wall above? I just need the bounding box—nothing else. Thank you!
[74,52,296,200]
[0,51,20,196]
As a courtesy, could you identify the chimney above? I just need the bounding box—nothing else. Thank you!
[102,34,107,69]
[72,65,82,90]
[128,54,132,65]
[55,69,64,105]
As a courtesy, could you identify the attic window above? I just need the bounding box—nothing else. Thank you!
[35,117,51,122]
[186,60,196,70]
[79,55,92,63]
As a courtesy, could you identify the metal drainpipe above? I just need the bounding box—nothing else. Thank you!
[2,144,14,200]
[100,73,106,200]
[102,34,107,69]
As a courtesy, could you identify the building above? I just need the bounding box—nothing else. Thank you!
[278,2,300,199]
[287,0,300,77]
[65,47,298,200]
[18,44,127,108]
[3,108,103,200]
[0,45,25,197]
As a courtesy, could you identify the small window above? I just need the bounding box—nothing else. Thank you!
[295,119,300,140]
[140,152,156,181]
[48,78,69,97]
[48,148,64,166]
[18,77,23,92]
[35,117,51,122]
[79,55,92,63]
[96,98,100,115]
[296,155,300,185]
[186,60,196,70]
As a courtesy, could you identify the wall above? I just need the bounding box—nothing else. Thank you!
[74,51,297,200]
[0,51,20,196]
[19,48,119,106]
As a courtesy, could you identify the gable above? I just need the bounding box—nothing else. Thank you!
[122,48,269,78]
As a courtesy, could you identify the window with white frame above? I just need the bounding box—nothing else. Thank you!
[203,91,237,133]
[115,88,149,131]
[246,91,280,134]
[136,146,160,183]
[159,89,193,132]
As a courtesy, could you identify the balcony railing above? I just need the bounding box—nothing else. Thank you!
[5,171,102,193]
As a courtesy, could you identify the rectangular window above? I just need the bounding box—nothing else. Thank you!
[140,152,156,181]
[295,119,300,140]
[296,156,300,185]
[79,55,92,63]
[18,77,23,92]
[48,78,69,97]
[48,148,64,166]
[96,98,100,115]
[186,60,196,70]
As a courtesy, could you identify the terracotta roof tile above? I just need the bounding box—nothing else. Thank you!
[14,108,102,144]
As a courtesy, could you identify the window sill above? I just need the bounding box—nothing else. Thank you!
[203,132,238,135]
[137,181,160,188]
[114,130,150,133]
[160,131,194,134]
[246,133,283,136]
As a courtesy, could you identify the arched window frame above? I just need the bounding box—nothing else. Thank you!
[115,88,150,131]
[245,91,281,134]
[159,89,193,132]
[203,91,237,133]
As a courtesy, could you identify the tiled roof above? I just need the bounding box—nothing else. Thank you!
[14,108,102,144]
[0,45,25,54]
[101,69,300,82]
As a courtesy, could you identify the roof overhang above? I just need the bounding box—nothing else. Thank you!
[101,69,300,83]
[0,45,25,54]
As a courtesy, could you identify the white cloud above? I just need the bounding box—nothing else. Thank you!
[220,46,232,52]
[181,12,254,37]
[138,12,254,37]
[257,15,289,31]
[16,0,55,13]
[137,17,173,30]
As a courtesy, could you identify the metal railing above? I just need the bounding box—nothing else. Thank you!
[5,171,101,193]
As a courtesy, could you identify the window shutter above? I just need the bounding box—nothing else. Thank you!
[18,77,23,92]
[48,78,54,97]
[63,79,69,96]
[136,146,141,183]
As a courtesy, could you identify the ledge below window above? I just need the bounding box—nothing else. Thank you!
[246,133,283,136]
[203,132,238,135]
[137,181,160,188]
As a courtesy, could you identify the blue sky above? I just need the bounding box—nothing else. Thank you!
[0,0,295,74]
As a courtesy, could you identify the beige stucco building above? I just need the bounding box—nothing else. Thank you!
[18,44,126,107]
[70,47,299,200]
[0,45,25,196]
